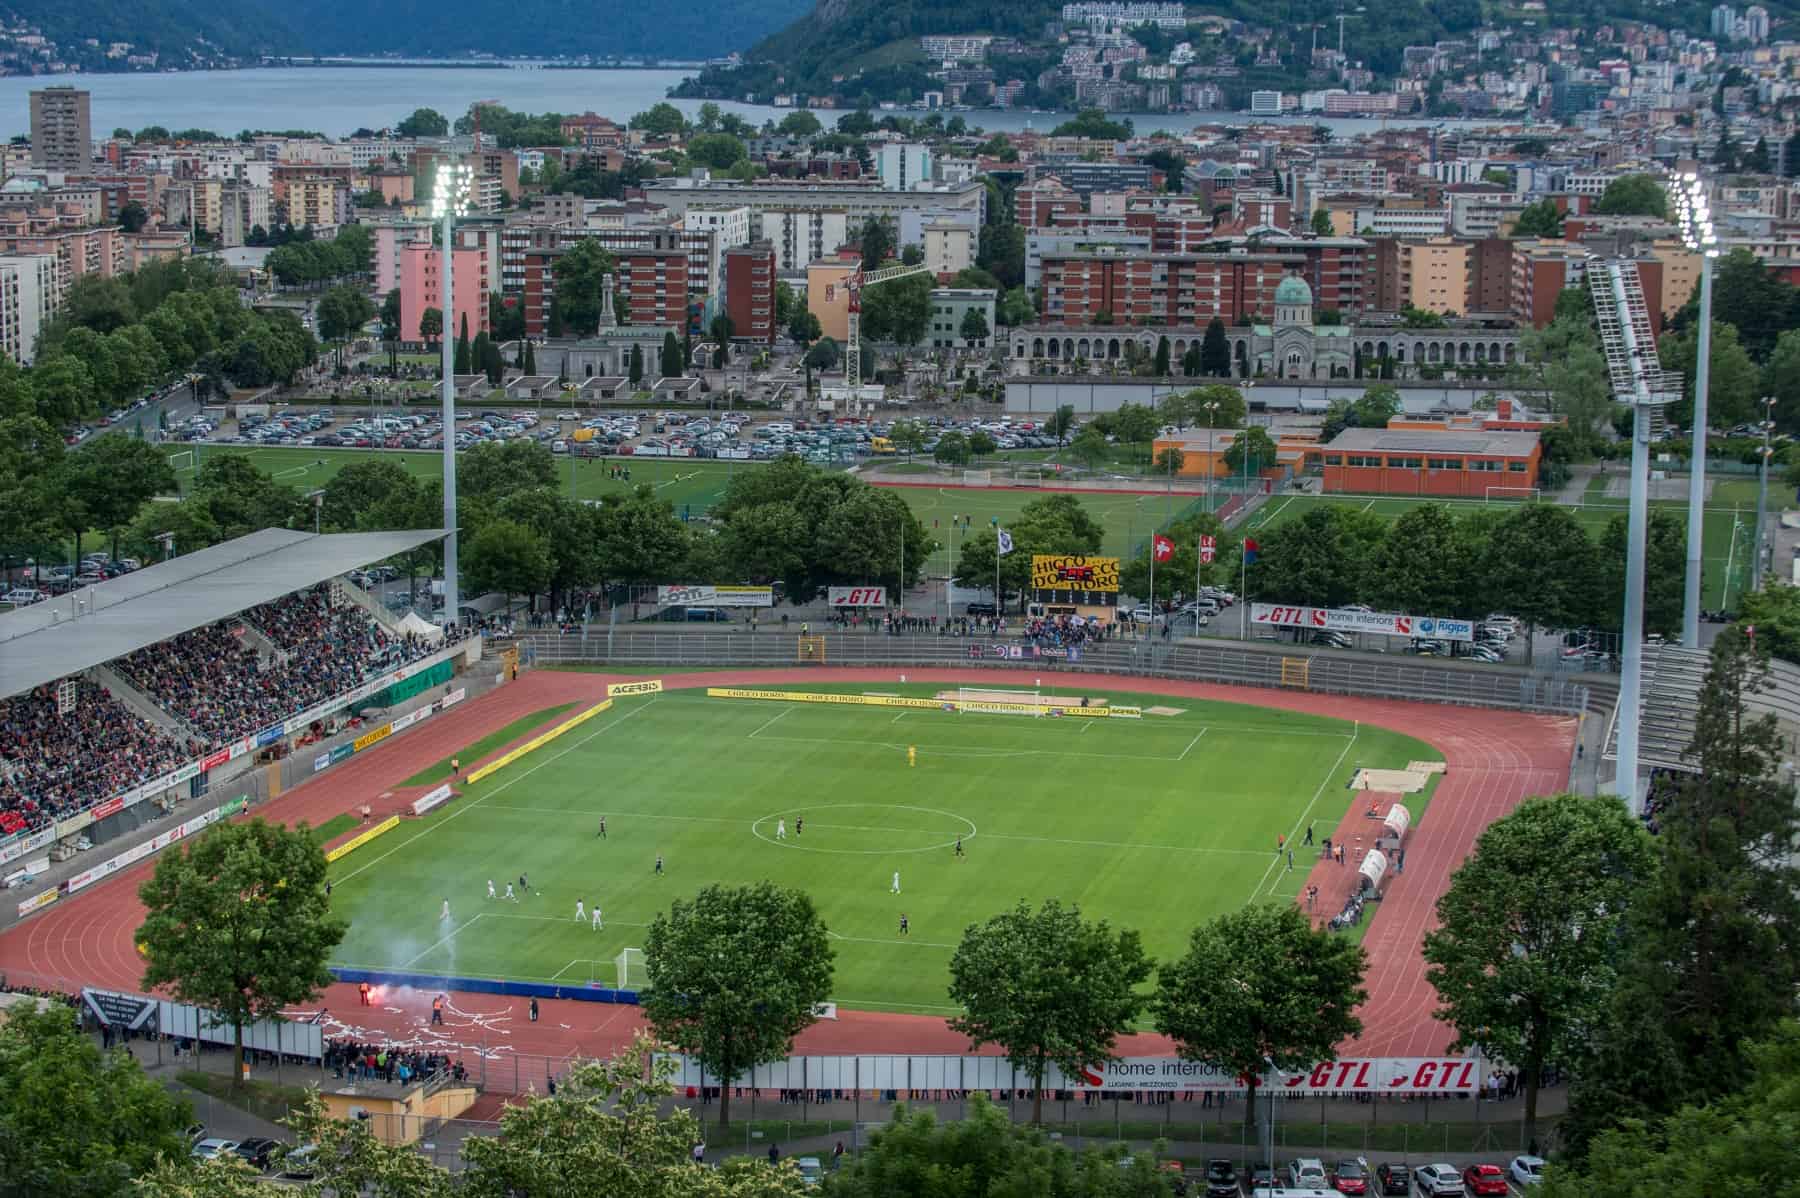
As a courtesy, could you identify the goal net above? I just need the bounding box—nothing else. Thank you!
[614,947,646,991]
[952,686,1044,716]
[166,449,195,475]
[1483,485,1541,505]
[962,469,992,487]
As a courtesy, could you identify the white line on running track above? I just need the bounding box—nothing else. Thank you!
[332,699,660,886]
[747,706,796,738]
[402,913,484,967]
[1247,721,1359,904]
[1178,728,1208,760]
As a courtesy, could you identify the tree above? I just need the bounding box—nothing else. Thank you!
[461,438,557,500]
[776,109,822,139]
[118,200,148,233]
[1310,208,1334,236]
[1223,425,1277,475]
[1351,384,1401,429]
[968,429,998,460]
[641,882,833,1127]
[934,429,971,465]
[976,223,1026,291]
[960,306,991,347]
[314,283,375,365]
[947,900,1151,1125]
[1593,173,1668,218]
[1423,794,1656,1144]
[1052,108,1132,140]
[1659,320,1761,430]
[1070,424,1109,470]
[1154,904,1366,1135]
[1152,334,1171,376]
[418,306,443,347]
[0,1004,195,1198]
[900,244,924,266]
[661,330,684,379]
[464,517,553,605]
[379,287,402,369]
[1046,404,1076,447]
[628,342,644,386]
[1177,383,1247,431]
[61,435,177,559]
[1200,317,1232,377]
[860,273,932,351]
[523,339,537,376]
[320,458,419,532]
[137,819,346,1081]
[1153,444,1185,475]
[550,238,615,334]
[629,102,687,136]
[787,308,822,346]
[1511,198,1565,238]
[997,286,1036,327]
[857,215,894,267]
[887,419,927,460]
[396,107,449,137]
[454,312,473,376]
[686,132,748,170]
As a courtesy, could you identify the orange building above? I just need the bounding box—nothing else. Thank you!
[1314,427,1541,497]
[1150,427,1315,480]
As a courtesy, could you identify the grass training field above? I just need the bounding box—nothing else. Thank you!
[1241,491,1755,609]
[325,685,1439,1014]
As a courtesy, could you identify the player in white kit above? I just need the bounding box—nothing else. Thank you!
[487,880,496,900]
[890,871,901,894]
[776,819,787,840]
[591,906,603,930]
[440,898,451,920]
[575,899,586,922]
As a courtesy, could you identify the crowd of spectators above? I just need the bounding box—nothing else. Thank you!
[1019,614,1111,651]
[0,681,192,836]
[115,585,439,747]
[325,1038,464,1086]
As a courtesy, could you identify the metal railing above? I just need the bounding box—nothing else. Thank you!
[522,630,1591,715]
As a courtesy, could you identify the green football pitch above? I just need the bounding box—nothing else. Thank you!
[324,685,1439,1014]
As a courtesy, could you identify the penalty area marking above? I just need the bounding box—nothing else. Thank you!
[827,930,957,950]
[1248,721,1360,903]
[751,803,977,855]
[402,913,485,968]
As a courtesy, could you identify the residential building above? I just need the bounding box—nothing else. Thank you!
[1399,238,1470,315]
[683,206,752,255]
[218,185,272,248]
[1249,91,1284,116]
[922,221,976,276]
[806,258,858,342]
[755,207,849,271]
[29,87,90,172]
[642,177,986,232]
[876,144,934,191]
[725,240,776,345]
[615,230,690,329]
[1315,426,1541,497]
[0,253,59,364]
[1038,248,1306,325]
[927,287,997,349]
[1351,206,1450,238]
[0,205,125,287]
[1039,161,1153,198]
[1510,238,1589,327]
[284,177,351,230]
[398,241,489,344]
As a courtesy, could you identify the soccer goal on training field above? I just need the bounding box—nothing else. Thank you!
[1483,485,1542,505]
[952,686,1045,716]
[166,449,195,475]
[614,947,646,991]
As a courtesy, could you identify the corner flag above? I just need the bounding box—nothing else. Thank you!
[996,528,1015,555]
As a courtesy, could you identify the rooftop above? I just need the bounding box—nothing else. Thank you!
[0,528,445,700]
[1323,427,1542,457]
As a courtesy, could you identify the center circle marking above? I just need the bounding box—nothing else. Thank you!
[751,803,978,854]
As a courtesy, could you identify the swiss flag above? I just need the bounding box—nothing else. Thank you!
[1152,534,1175,562]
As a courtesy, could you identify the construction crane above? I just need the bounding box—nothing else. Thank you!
[841,259,933,413]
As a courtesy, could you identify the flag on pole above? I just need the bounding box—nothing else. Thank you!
[996,528,1015,556]
[1199,534,1217,564]
[1152,534,1175,562]
[1242,537,1260,564]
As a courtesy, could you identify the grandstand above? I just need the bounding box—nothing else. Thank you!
[1603,643,1800,773]
[0,528,456,855]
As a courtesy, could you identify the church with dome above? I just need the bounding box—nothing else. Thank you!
[1006,272,1524,381]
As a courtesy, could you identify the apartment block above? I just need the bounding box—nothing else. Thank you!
[755,207,849,271]
[0,253,60,364]
[922,221,975,276]
[616,231,690,329]
[283,177,351,230]
[1038,250,1306,326]
[927,287,997,348]
[1399,238,1470,315]
[29,87,90,172]
[398,241,490,344]
[876,143,934,191]
[0,205,125,288]
[724,240,776,345]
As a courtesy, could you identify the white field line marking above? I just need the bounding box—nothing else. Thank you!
[981,831,1270,857]
[485,912,651,928]
[1248,721,1360,903]
[746,705,796,738]
[332,700,660,886]
[402,913,484,967]
[826,931,957,949]
[1254,494,1298,528]
[1177,728,1209,760]
[747,733,1184,762]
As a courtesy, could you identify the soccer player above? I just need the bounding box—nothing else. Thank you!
[655,853,664,876]
[575,899,586,922]
[504,883,517,901]
[908,745,917,768]
[890,871,901,894]
[954,837,965,859]
[592,906,603,930]
[598,816,606,839]
[898,913,909,936]
[519,873,529,893]
[795,817,803,836]
[440,898,451,921]
[776,818,787,840]
[487,879,496,900]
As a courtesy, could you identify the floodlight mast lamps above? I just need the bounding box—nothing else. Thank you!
[1675,172,1718,648]
[433,161,474,630]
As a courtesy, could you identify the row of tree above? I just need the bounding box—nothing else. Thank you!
[263,224,374,290]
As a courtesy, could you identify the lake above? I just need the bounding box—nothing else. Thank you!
[0,66,1510,141]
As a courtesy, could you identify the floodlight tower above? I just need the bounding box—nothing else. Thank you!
[1589,257,1681,809]
[1673,174,1718,647]
[432,159,474,628]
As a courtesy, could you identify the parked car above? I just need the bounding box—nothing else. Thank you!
[1413,1163,1465,1196]
[2,588,46,605]
[795,1156,823,1188]
[1289,1159,1329,1189]
[275,1144,318,1180]
[1330,1159,1369,1194]
[1507,1156,1545,1186]
[1374,1163,1411,1195]
[190,1138,239,1161]
[1460,1164,1506,1196]
[1202,1159,1238,1197]
[233,1137,282,1171]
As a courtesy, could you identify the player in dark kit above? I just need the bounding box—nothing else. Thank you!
[898,913,909,936]
[598,816,606,839]
[518,873,529,894]
[654,853,664,876]
[795,817,803,836]
[954,837,965,858]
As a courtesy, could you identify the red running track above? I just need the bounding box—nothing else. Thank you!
[0,667,1573,1066]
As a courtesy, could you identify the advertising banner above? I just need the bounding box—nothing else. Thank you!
[55,810,94,839]
[313,751,332,774]
[255,724,285,748]
[412,784,455,816]
[201,748,230,770]
[656,584,774,607]
[329,744,354,765]
[441,687,466,708]
[607,679,665,698]
[827,587,888,607]
[352,722,393,753]
[465,699,614,784]
[1029,554,1121,594]
[90,797,124,822]
[0,827,56,867]
[324,815,399,863]
[1249,604,1474,643]
[16,888,58,917]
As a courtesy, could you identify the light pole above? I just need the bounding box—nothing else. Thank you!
[1675,174,1718,647]
[1753,395,1775,592]
[432,159,474,630]
[1203,400,1220,513]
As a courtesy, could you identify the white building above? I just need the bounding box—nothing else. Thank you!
[1249,91,1285,116]
[683,205,753,255]
[756,208,850,271]
[876,143,935,191]
[0,254,60,365]
[922,221,976,276]
[1351,206,1451,237]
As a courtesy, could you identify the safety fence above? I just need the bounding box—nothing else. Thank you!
[521,631,1592,716]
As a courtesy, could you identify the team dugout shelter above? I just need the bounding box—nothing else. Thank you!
[1310,426,1543,498]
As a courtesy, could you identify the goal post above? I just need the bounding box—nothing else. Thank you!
[952,686,1045,716]
[614,947,646,991]
[166,449,195,474]
[1483,485,1542,505]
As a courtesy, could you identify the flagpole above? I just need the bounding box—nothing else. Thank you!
[1195,536,1202,638]
[1148,529,1155,644]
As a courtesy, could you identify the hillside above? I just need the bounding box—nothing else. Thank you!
[0,0,299,64]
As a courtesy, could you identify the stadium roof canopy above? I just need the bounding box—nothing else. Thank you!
[0,527,446,700]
